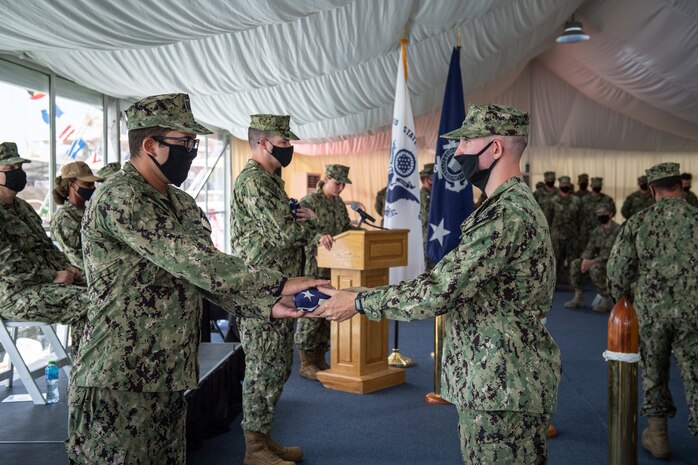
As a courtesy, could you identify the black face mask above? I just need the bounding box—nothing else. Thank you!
[560,185,572,193]
[597,215,610,224]
[2,168,27,192]
[453,140,498,192]
[579,182,588,190]
[150,142,197,187]
[265,142,294,168]
[77,186,96,201]
[684,186,691,193]
[639,183,648,191]
[545,181,555,188]
[592,186,602,193]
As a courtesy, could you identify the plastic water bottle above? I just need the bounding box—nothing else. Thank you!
[45,361,59,404]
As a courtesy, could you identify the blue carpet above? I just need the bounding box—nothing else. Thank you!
[188,290,697,464]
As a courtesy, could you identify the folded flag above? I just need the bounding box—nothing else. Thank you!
[294,288,330,313]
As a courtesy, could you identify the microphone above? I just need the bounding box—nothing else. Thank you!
[351,203,376,223]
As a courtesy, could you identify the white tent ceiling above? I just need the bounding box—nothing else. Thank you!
[1,0,697,152]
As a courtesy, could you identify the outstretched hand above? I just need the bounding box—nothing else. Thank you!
[310,288,360,322]
[281,277,331,296]
[271,296,306,319]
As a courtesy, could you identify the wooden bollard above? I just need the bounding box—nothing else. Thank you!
[606,297,639,465]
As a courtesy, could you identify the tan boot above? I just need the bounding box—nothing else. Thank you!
[314,349,330,371]
[267,435,303,462]
[564,290,585,308]
[299,351,320,380]
[641,417,671,459]
[243,431,295,465]
[592,297,613,313]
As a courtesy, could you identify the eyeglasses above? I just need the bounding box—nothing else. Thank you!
[153,136,200,153]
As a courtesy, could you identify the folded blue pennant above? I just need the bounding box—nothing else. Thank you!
[294,288,331,313]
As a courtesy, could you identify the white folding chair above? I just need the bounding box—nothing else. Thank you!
[0,318,72,405]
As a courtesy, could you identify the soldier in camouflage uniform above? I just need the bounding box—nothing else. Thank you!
[420,163,435,269]
[96,161,121,180]
[574,173,590,198]
[607,162,698,458]
[0,142,87,350]
[314,104,561,465]
[681,172,698,207]
[231,114,320,465]
[66,95,320,465]
[533,170,558,226]
[375,185,387,225]
[295,164,358,380]
[50,161,102,271]
[549,176,582,285]
[579,177,615,251]
[621,175,654,219]
[565,204,620,311]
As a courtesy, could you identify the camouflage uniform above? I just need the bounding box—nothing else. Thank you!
[579,178,615,250]
[532,171,558,226]
[569,221,620,297]
[50,203,85,271]
[67,94,286,465]
[420,163,434,269]
[607,162,698,436]
[360,105,561,463]
[0,143,87,335]
[621,176,654,219]
[683,189,698,208]
[97,162,121,179]
[295,164,354,353]
[231,114,316,435]
[549,177,582,283]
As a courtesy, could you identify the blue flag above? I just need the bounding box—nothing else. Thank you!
[426,47,473,263]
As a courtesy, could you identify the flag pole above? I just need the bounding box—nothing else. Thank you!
[387,33,415,369]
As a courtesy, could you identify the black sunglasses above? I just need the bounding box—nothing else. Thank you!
[153,136,200,153]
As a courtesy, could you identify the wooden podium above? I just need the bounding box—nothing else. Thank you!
[315,229,408,394]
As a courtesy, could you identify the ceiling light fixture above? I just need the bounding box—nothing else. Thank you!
[556,15,590,44]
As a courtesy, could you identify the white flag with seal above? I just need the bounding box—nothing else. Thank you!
[384,39,424,284]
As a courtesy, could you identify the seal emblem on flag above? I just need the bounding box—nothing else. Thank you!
[438,140,468,193]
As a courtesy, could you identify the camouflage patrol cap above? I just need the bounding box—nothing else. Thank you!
[325,164,352,184]
[646,162,680,184]
[59,161,102,182]
[97,162,121,180]
[596,204,612,215]
[591,177,603,186]
[544,171,556,180]
[250,114,299,140]
[578,173,589,181]
[637,175,648,183]
[419,163,434,178]
[441,103,528,139]
[558,176,571,184]
[0,142,31,165]
[125,93,213,135]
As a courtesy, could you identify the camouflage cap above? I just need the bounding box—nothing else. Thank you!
[637,175,648,183]
[558,175,571,184]
[325,164,352,184]
[125,93,213,135]
[97,162,121,180]
[250,114,299,140]
[441,103,528,139]
[646,162,680,184]
[544,171,556,180]
[59,161,102,182]
[419,163,435,178]
[591,177,603,186]
[0,142,31,165]
[596,204,612,215]
[578,173,589,181]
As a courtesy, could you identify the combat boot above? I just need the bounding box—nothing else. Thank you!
[243,431,295,465]
[592,297,613,312]
[641,417,671,459]
[267,435,303,462]
[314,350,330,371]
[564,290,585,308]
[299,351,320,380]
